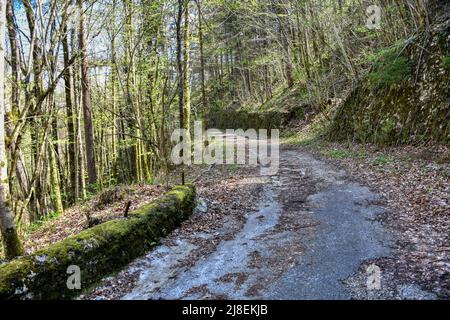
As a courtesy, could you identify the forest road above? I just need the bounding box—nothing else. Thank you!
[99,140,400,300]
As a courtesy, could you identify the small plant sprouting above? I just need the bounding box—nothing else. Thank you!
[372,154,393,165]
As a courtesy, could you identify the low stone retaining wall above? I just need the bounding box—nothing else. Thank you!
[205,109,288,131]
[0,185,196,300]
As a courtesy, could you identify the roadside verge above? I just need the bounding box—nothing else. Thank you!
[0,185,196,300]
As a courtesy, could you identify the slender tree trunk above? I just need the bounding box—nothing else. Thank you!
[71,27,84,200]
[23,0,45,220]
[48,140,63,215]
[78,0,97,187]
[110,0,118,181]
[5,0,32,216]
[176,0,184,130]
[196,0,207,113]
[122,0,138,183]
[62,19,77,204]
[0,0,23,259]
[183,0,191,133]
[5,0,19,116]
[176,0,185,184]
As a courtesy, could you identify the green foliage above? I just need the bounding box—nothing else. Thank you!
[324,149,368,159]
[368,48,411,87]
[365,40,412,88]
[441,55,450,70]
[372,154,393,165]
[375,118,397,142]
[85,182,101,200]
[326,149,352,159]
[280,130,303,145]
[381,118,396,134]
[24,211,62,234]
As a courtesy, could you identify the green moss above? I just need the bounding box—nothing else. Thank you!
[329,29,449,146]
[1,228,24,260]
[368,53,411,87]
[0,185,196,300]
[376,118,397,142]
[0,257,34,296]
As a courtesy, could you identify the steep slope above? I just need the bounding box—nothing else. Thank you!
[329,18,449,145]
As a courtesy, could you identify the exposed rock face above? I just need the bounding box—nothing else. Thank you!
[329,19,449,145]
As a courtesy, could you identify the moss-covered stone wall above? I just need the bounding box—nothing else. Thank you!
[328,20,449,145]
[205,109,288,131]
[0,185,196,300]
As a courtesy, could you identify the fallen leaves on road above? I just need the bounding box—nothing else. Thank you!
[307,142,449,297]
[81,163,265,300]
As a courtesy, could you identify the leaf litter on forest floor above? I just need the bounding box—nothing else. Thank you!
[21,184,169,256]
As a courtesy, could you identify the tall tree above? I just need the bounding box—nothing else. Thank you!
[5,0,31,213]
[0,0,24,259]
[176,0,184,130]
[63,3,78,203]
[183,0,191,133]
[196,0,207,113]
[78,0,97,186]
[176,0,185,184]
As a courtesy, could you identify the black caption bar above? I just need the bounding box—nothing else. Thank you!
[1,299,444,319]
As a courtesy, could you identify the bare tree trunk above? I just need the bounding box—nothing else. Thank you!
[78,0,97,187]
[48,139,64,215]
[62,15,78,204]
[176,0,184,131]
[196,0,207,113]
[5,0,19,114]
[183,0,191,133]
[110,0,118,181]
[5,0,32,215]
[71,26,85,200]
[176,0,185,185]
[0,0,23,259]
